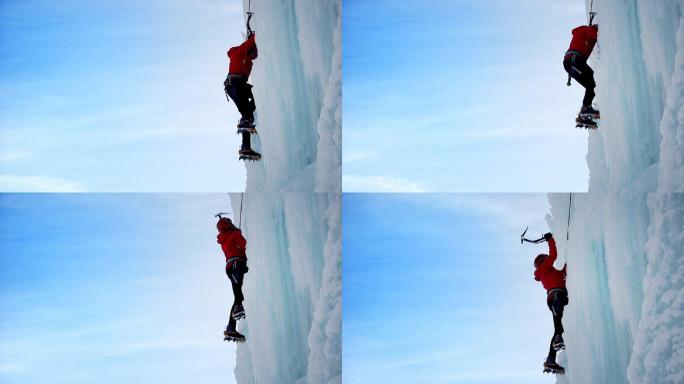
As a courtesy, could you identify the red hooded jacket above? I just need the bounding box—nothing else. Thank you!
[217,229,247,261]
[567,25,598,57]
[534,237,567,291]
[227,34,257,77]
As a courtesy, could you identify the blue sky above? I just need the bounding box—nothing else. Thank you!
[343,193,562,383]
[343,0,591,192]
[0,194,240,383]
[0,1,248,191]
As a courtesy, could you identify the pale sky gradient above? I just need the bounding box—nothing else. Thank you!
[343,0,592,192]
[0,194,239,383]
[1,0,248,192]
[343,193,561,383]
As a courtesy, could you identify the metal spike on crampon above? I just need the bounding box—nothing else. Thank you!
[576,119,598,129]
[238,149,262,161]
[237,127,258,135]
[223,331,246,343]
[543,363,566,375]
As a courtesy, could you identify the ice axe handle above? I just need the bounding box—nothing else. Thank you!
[522,237,546,244]
[246,12,254,35]
[520,226,529,244]
[520,226,547,244]
[567,74,572,86]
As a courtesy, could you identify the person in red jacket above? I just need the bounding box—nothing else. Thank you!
[533,233,568,374]
[224,32,261,160]
[217,217,249,342]
[563,24,600,126]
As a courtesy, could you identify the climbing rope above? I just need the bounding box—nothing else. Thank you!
[566,193,572,241]
[561,193,573,261]
[520,193,573,246]
[239,192,244,230]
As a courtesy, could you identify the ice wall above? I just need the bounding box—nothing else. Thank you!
[230,192,341,384]
[545,2,684,381]
[241,0,341,192]
[224,1,341,381]
[545,193,683,384]
[587,0,683,192]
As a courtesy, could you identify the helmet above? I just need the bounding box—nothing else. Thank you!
[217,217,234,233]
[534,254,547,268]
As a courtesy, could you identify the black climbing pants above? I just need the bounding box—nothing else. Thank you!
[226,257,248,331]
[546,288,569,362]
[564,54,596,108]
[225,76,256,149]
[224,76,256,121]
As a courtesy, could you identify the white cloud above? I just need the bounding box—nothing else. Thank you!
[0,362,26,374]
[0,175,84,192]
[439,194,551,233]
[343,175,426,192]
[0,152,31,162]
[391,193,552,235]
[343,151,376,163]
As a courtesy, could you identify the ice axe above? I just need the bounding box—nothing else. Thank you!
[520,226,546,244]
[246,11,254,36]
[215,212,231,219]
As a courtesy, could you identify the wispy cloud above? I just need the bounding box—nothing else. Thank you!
[343,0,589,192]
[436,194,551,232]
[0,174,84,192]
[0,152,31,162]
[343,193,558,384]
[343,151,377,163]
[0,0,248,191]
[343,175,426,192]
[0,363,26,374]
[0,194,237,383]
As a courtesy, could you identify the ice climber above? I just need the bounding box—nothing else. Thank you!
[224,31,261,161]
[563,23,600,128]
[217,217,249,342]
[533,233,568,375]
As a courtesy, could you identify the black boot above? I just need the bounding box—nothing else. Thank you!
[580,105,600,119]
[231,304,246,320]
[239,147,262,161]
[237,117,256,129]
[543,358,565,375]
[552,334,565,351]
[224,328,246,343]
[237,117,257,134]
[576,114,598,129]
